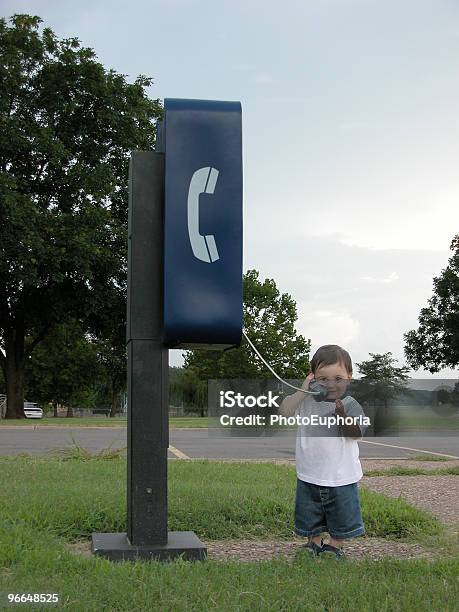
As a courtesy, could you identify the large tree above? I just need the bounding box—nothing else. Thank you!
[184,269,310,382]
[92,306,127,418]
[25,317,102,416]
[169,367,207,417]
[26,316,126,417]
[0,15,161,417]
[404,235,459,373]
[353,352,410,432]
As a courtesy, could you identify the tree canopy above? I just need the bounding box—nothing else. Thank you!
[404,235,459,373]
[0,14,162,416]
[24,318,101,413]
[356,352,410,384]
[183,269,310,382]
[354,351,409,416]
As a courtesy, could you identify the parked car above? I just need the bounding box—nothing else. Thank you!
[24,402,43,419]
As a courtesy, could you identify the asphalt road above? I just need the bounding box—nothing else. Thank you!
[0,427,458,459]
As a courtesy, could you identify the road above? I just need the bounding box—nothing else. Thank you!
[0,427,458,459]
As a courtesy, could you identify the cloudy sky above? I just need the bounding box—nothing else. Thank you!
[3,0,458,377]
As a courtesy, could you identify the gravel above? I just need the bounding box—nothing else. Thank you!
[360,474,459,526]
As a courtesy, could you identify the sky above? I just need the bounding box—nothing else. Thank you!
[2,0,459,378]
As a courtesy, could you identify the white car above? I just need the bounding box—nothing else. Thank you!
[24,402,43,419]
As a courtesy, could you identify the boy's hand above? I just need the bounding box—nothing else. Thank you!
[301,373,315,391]
[280,372,314,417]
[335,399,361,437]
[335,399,346,416]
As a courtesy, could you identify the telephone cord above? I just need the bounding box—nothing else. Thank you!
[242,330,319,396]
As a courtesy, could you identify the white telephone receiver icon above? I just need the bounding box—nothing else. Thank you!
[187,166,220,263]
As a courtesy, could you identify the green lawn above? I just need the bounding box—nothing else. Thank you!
[411,454,454,462]
[365,465,459,477]
[0,416,209,428]
[2,407,458,432]
[1,535,457,611]
[396,415,459,430]
[0,457,442,540]
[0,458,456,610]
[169,416,209,428]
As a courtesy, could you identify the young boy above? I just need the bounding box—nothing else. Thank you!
[279,344,367,559]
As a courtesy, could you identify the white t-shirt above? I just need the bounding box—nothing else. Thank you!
[295,395,366,487]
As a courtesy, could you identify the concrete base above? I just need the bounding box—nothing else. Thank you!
[91,531,207,562]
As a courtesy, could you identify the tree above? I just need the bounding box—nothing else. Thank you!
[404,235,459,373]
[93,318,126,418]
[353,352,410,432]
[25,300,127,418]
[25,318,102,416]
[183,269,310,396]
[170,367,207,417]
[0,15,161,417]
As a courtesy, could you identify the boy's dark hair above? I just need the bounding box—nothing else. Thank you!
[310,345,353,375]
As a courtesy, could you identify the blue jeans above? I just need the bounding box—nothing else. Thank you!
[294,478,365,539]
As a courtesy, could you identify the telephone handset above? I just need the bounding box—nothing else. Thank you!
[308,379,329,402]
[187,166,220,263]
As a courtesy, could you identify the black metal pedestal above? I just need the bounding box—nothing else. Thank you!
[92,152,206,562]
[91,532,206,562]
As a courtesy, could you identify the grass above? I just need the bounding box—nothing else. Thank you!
[46,436,127,461]
[411,454,454,462]
[365,465,459,477]
[0,416,127,427]
[393,407,459,430]
[3,409,459,431]
[0,525,457,612]
[0,457,443,541]
[169,417,209,428]
[0,532,457,612]
[0,416,209,428]
[0,457,456,610]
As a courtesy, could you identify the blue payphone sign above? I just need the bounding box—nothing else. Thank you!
[158,99,243,349]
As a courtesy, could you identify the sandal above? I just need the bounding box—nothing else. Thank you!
[320,543,345,559]
[302,541,322,557]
